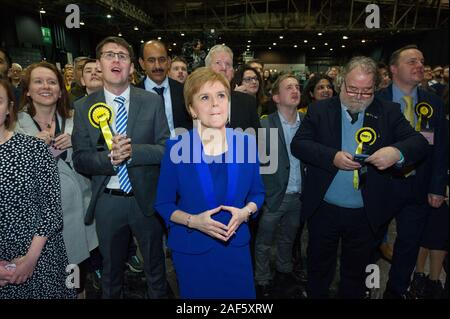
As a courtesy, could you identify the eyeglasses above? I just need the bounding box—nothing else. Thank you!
[242,76,259,83]
[343,80,374,98]
[101,51,131,62]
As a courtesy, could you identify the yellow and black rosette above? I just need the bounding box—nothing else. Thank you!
[415,102,433,131]
[353,127,377,190]
[88,103,114,150]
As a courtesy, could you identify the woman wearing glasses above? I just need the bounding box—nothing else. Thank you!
[232,65,268,116]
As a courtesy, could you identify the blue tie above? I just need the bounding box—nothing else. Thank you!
[114,96,132,193]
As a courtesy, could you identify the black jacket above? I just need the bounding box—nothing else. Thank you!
[291,96,428,231]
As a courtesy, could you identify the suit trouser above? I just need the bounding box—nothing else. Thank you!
[386,177,428,296]
[95,192,167,298]
[254,193,302,285]
[306,201,377,299]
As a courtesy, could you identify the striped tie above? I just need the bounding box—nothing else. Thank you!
[114,96,132,193]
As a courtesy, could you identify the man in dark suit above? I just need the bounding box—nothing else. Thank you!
[255,74,305,298]
[205,44,261,133]
[72,36,169,298]
[291,56,428,298]
[137,40,192,134]
[377,45,448,299]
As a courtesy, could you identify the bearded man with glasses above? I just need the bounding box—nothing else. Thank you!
[290,56,428,299]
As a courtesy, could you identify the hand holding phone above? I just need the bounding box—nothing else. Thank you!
[353,153,369,165]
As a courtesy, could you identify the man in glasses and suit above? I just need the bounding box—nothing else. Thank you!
[72,36,170,299]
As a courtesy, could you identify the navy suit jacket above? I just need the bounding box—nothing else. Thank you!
[377,84,448,201]
[291,96,428,232]
[154,128,265,254]
[136,77,193,130]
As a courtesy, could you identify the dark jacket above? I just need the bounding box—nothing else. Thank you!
[136,77,193,131]
[291,96,428,232]
[377,84,448,201]
[260,111,306,213]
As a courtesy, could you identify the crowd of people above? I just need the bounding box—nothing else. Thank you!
[0,38,448,299]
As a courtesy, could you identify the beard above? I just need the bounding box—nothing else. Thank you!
[340,92,374,114]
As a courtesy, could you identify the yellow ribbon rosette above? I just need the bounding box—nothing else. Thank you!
[353,127,377,190]
[88,103,114,150]
[415,102,433,132]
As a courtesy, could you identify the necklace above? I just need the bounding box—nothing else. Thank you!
[33,116,55,129]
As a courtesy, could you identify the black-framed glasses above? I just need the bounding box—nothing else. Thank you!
[242,76,259,83]
[101,51,131,62]
[343,80,374,98]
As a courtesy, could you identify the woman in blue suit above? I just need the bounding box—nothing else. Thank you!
[155,67,265,299]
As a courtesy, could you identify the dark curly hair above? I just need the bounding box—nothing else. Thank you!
[300,73,336,108]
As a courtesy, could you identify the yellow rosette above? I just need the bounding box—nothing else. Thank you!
[353,127,377,190]
[415,102,433,131]
[88,103,114,150]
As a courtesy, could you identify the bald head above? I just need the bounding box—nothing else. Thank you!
[139,40,170,85]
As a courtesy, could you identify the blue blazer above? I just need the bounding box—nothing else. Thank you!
[154,128,265,254]
[377,84,448,201]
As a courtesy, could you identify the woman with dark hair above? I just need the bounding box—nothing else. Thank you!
[0,78,75,298]
[232,65,268,116]
[299,73,336,111]
[15,62,98,298]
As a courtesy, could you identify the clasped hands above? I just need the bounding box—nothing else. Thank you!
[333,146,401,171]
[189,205,250,242]
[0,255,38,286]
[36,131,72,150]
[109,134,132,166]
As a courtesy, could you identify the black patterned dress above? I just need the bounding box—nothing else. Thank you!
[0,133,76,299]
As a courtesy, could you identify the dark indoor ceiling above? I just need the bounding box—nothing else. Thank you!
[3,0,449,57]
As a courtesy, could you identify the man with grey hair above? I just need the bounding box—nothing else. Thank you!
[291,56,428,298]
[205,44,260,132]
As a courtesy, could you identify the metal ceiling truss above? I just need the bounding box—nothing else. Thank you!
[143,0,448,33]
[96,0,153,26]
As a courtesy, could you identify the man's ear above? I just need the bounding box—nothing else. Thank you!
[390,64,397,77]
[138,58,145,72]
[272,94,280,105]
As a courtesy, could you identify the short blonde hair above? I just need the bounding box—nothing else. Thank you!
[183,67,230,118]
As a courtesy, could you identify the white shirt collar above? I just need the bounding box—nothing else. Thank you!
[104,86,131,104]
[145,76,169,90]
